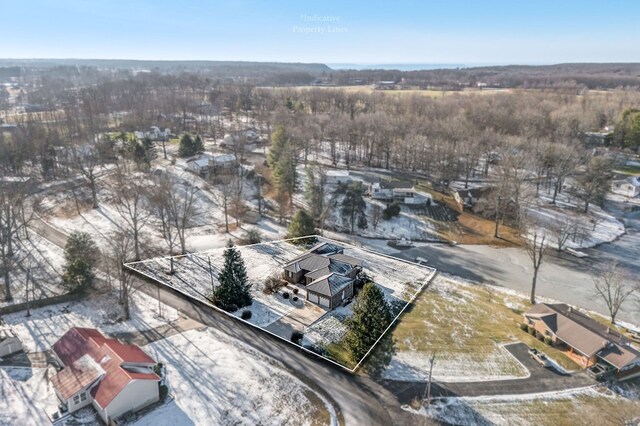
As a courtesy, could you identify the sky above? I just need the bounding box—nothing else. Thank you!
[0,0,639,65]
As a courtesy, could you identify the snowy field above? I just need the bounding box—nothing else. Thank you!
[0,366,58,426]
[3,290,180,353]
[125,236,436,370]
[134,328,337,426]
[37,160,266,255]
[526,189,625,249]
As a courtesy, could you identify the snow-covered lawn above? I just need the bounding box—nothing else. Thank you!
[382,274,581,382]
[0,232,66,307]
[404,385,640,426]
[0,366,58,426]
[126,236,436,369]
[3,290,180,353]
[134,328,337,426]
[526,189,625,249]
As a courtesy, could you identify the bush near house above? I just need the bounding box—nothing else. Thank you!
[382,203,401,220]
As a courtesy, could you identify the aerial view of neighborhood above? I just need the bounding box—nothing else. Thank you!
[1,1,640,425]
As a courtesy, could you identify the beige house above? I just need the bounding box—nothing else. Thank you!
[51,328,160,424]
[524,304,640,381]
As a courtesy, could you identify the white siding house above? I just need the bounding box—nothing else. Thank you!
[612,177,640,197]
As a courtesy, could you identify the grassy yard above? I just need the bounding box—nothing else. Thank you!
[390,276,581,373]
[614,164,640,176]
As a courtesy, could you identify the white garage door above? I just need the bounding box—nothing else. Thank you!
[308,293,319,304]
[319,296,331,308]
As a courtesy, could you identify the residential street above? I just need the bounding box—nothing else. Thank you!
[381,343,595,403]
[390,241,639,325]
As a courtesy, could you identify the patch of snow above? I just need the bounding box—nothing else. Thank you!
[135,328,337,426]
[3,290,180,353]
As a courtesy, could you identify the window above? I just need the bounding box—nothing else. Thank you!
[545,330,551,337]
[73,394,80,405]
[80,392,87,402]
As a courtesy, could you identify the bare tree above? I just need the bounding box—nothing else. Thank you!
[593,262,638,324]
[70,145,101,209]
[525,230,548,304]
[549,219,580,252]
[112,174,151,260]
[149,175,179,274]
[371,204,383,230]
[107,230,137,320]
[168,178,199,255]
[0,178,32,301]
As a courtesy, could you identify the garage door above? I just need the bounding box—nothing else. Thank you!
[308,293,319,304]
[319,296,331,308]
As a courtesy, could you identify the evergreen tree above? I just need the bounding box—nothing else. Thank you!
[269,126,298,206]
[178,134,202,157]
[194,135,204,153]
[214,243,252,311]
[286,209,316,243]
[339,182,367,233]
[345,282,392,362]
[62,231,100,292]
[304,165,327,227]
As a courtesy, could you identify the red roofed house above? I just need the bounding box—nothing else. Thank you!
[50,328,160,424]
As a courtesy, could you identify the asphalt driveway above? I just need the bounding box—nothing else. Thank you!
[381,343,595,403]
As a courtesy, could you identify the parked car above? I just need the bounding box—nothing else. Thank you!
[528,347,551,367]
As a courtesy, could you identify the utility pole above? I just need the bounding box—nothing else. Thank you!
[424,353,436,410]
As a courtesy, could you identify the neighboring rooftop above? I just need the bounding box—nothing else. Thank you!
[525,303,640,369]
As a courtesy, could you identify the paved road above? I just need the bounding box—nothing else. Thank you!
[387,241,639,325]
[381,343,594,403]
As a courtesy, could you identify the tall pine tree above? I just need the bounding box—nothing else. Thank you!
[214,243,252,311]
[345,282,392,362]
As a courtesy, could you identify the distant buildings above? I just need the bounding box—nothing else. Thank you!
[367,180,417,204]
[186,153,237,178]
[611,176,640,198]
[134,126,171,141]
[222,127,262,150]
[325,170,354,185]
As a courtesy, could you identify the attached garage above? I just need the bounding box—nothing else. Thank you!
[318,296,331,308]
[306,273,354,310]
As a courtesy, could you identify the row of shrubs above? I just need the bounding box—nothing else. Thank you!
[519,323,553,346]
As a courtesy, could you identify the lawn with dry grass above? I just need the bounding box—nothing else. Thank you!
[427,387,640,426]
[384,275,580,381]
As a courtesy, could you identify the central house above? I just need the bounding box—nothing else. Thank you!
[282,242,363,309]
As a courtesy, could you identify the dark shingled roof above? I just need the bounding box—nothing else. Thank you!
[306,273,353,297]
